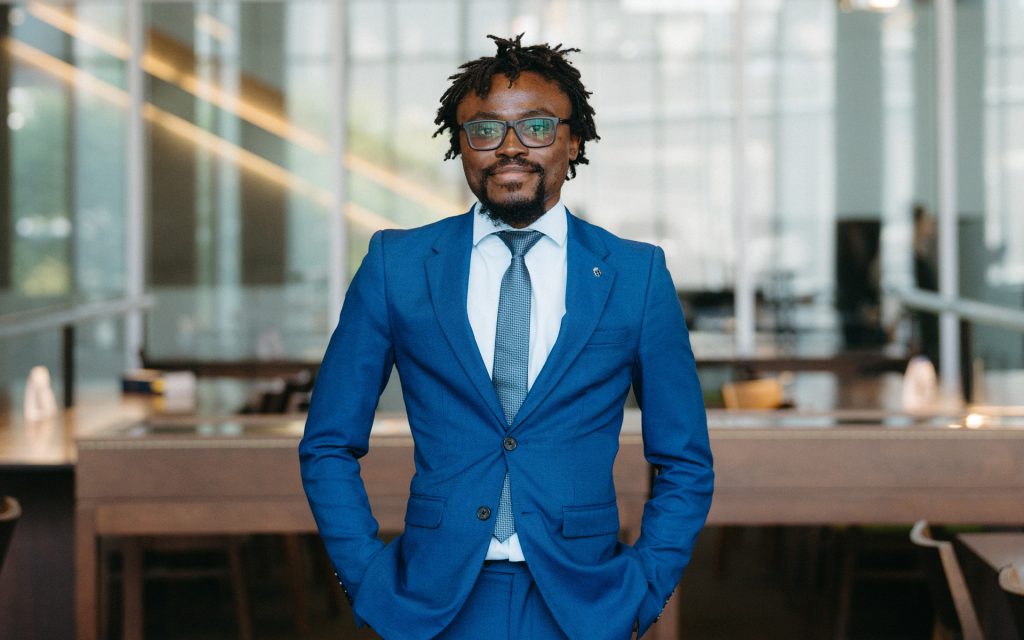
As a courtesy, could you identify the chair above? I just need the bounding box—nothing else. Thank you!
[114,536,252,640]
[910,520,984,640]
[721,377,784,409]
[0,496,22,576]
[998,562,1024,638]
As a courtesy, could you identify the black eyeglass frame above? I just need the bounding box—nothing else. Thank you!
[459,116,572,151]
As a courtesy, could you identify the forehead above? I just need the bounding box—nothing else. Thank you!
[456,71,571,121]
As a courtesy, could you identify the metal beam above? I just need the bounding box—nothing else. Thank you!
[733,0,755,357]
[328,0,348,331]
[125,0,146,369]
[935,0,960,394]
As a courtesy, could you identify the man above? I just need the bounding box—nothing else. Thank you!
[300,34,713,640]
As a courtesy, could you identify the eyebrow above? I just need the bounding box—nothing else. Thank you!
[463,108,558,121]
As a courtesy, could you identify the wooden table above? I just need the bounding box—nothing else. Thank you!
[957,532,1024,638]
[74,414,651,640]
[73,408,1024,640]
[0,394,158,640]
[0,383,254,639]
[708,410,1024,525]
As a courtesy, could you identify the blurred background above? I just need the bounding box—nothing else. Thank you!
[3,1,1024,639]
[1,0,1022,406]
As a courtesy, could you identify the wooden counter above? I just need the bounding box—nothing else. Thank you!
[73,414,650,639]
[4,388,1024,639]
[72,408,1024,639]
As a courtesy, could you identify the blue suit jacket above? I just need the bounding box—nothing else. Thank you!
[299,211,714,639]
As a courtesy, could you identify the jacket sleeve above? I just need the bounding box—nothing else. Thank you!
[630,245,715,636]
[299,230,394,615]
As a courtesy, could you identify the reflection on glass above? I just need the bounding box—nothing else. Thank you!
[0,0,1021,394]
[345,1,837,357]
[119,417,305,439]
[975,0,1024,371]
[144,1,333,360]
[2,3,127,309]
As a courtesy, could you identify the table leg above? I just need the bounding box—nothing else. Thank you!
[75,505,98,640]
[122,538,144,640]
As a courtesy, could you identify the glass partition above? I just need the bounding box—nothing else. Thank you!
[970,0,1024,371]
[0,2,129,408]
[0,2,128,312]
[142,1,334,361]
[344,0,839,361]
[1,0,1023,408]
[0,316,125,413]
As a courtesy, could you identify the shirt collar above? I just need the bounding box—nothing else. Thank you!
[472,200,568,248]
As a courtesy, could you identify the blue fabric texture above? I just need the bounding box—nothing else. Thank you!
[299,211,715,640]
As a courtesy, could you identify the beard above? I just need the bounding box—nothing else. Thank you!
[477,160,548,228]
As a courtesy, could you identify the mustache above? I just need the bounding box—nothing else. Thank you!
[483,158,544,177]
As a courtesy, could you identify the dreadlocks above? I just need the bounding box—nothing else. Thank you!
[433,34,599,180]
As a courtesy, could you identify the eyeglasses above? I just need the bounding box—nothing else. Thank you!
[460,116,570,151]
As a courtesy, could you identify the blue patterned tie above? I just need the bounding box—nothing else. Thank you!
[492,229,542,542]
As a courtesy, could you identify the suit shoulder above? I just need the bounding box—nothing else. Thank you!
[572,215,659,259]
[375,212,470,252]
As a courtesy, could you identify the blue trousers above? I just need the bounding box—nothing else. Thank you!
[434,562,570,640]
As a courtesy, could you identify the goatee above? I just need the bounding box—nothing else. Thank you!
[479,161,548,228]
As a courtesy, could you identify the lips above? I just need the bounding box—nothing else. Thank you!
[485,161,540,178]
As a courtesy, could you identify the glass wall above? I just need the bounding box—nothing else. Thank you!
[3,0,1024,408]
[974,0,1024,370]
[0,2,128,407]
[0,3,127,310]
[345,0,839,356]
[143,1,334,361]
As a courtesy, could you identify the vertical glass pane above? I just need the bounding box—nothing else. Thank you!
[1,2,127,313]
[974,0,1024,373]
[753,0,836,352]
[144,1,332,361]
[341,0,848,369]
[0,2,127,407]
[345,0,462,274]
[835,2,920,353]
[0,315,126,414]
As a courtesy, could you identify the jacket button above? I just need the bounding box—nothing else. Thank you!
[503,436,517,451]
[476,506,492,520]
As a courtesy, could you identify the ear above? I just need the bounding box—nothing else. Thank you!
[568,133,581,161]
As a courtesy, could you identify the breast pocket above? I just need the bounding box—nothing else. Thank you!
[585,328,630,347]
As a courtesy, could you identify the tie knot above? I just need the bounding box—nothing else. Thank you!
[497,230,543,258]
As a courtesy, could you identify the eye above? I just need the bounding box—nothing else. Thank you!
[521,118,553,137]
[468,121,503,138]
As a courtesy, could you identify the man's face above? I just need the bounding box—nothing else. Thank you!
[456,72,581,228]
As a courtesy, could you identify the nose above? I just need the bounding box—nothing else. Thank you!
[495,125,527,158]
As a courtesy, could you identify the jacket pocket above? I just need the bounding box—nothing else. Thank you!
[562,501,620,538]
[404,494,445,529]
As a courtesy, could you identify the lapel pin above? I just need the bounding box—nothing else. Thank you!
[593,267,602,278]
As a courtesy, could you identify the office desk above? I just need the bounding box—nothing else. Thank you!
[75,409,1024,640]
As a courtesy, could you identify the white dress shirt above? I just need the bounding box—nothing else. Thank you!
[467,201,568,562]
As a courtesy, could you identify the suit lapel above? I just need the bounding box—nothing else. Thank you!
[425,212,508,429]
[511,214,615,430]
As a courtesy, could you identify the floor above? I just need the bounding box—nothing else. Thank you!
[113,527,935,640]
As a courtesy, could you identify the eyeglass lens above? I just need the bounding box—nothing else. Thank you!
[465,117,559,150]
